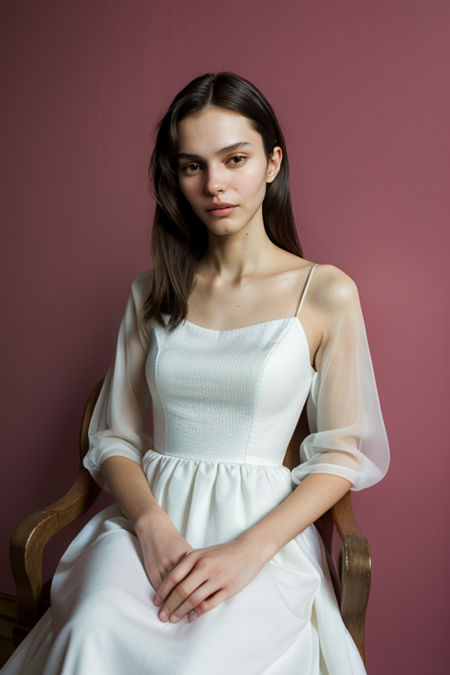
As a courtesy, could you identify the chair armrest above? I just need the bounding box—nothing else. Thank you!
[331,491,371,665]
[10,467,100,637]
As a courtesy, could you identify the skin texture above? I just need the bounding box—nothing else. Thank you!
[102,106,355,625]
[176,107,281,242]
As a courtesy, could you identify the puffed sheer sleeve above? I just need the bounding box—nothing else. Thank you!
[290,272,390,491]
[82,270,154,492]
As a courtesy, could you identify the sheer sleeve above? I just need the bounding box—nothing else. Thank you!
[82,270,154,492]
[290,271,390,491]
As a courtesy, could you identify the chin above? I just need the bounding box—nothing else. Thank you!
[207,221,247,236]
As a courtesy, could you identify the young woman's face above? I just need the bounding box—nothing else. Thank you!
[175,107,281,236]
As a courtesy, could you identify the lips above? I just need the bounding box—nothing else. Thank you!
[206,202,237,211]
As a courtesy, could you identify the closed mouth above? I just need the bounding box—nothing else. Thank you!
[206,204,237,211]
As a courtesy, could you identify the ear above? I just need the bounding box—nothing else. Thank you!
[266,146,283,184]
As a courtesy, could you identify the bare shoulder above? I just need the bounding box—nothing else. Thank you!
[309,263,360,312]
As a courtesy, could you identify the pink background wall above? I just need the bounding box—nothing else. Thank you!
[1,0,448,672]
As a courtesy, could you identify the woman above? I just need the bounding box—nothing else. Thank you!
[2,71,390,674]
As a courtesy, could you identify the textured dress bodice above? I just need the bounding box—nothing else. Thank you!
[146,315,315,466]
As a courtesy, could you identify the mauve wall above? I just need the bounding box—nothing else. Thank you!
[1,1,448,672]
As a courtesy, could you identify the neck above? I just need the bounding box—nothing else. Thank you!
[198,214,283,282]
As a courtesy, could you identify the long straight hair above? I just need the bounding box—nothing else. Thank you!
[143,71,303,330]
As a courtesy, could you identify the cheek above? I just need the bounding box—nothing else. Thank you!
[236,166,268,196]
[178,176,197,202]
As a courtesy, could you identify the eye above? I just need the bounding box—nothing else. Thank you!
[183,163,201,174]
[228,155,246,166]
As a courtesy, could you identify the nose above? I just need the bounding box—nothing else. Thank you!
[204,165,226,195]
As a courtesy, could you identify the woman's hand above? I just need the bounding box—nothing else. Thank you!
[152,539,268,624]
[135,508,194,595]
[101,457,195,591]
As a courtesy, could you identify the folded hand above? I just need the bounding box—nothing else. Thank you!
[153,539,267,624]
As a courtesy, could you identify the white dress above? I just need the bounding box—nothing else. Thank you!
[2,264,390,675]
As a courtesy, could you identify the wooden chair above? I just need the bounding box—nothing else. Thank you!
[10,379,371,666]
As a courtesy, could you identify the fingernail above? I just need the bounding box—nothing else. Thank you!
[159,609,169,621]
[154,594,162,605]
[188,611,198,622]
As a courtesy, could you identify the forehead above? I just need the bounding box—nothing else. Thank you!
[176,108,261,155]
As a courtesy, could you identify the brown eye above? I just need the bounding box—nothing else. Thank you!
[183,163,202,174]
[228,155,245,166]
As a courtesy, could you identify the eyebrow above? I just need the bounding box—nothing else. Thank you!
[176,142,252,162]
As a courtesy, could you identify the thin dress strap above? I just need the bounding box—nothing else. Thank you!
[294,264,318,318]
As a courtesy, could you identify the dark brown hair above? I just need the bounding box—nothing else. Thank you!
[143,71,303,330]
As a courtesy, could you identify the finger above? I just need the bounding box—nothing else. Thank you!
[191,587,229,618]
[155,550,200,605]
[158,564,209,621]
[153,564,178,605]
[165,580,218,623]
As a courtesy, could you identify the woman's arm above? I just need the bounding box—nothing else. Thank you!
[101,455,195,593]
[240,265,373,562]
[239,265,390,560]
[237,473,353,563]
[100,458,195,595]
[83,272,155,491]
[83,271,195,596]
[290,265,390,490]
[100,455,167,531]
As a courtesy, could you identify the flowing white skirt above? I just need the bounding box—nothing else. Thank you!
[2,450,367,674]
